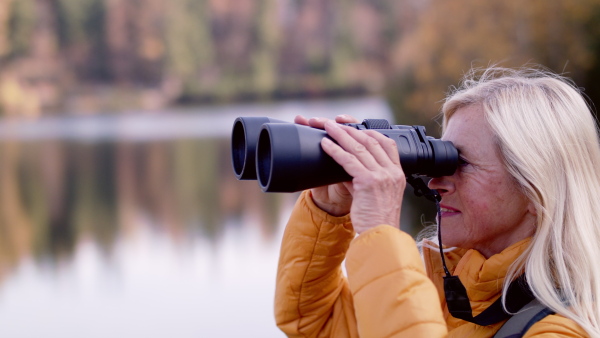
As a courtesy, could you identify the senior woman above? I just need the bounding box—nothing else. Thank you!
[274,67,600,337]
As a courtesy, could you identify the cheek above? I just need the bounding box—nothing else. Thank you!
[462,184,523,231]
[462,199,495,230]
[459,186,502,226]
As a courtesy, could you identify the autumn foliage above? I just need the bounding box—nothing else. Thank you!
[0,0,599,126]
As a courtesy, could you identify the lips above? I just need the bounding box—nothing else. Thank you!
[440,204,460,217]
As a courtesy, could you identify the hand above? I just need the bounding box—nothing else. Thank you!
[294,114,359,216]
[320,121,406,233]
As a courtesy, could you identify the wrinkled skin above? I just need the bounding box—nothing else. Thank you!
[294,115,405,234]
[428,105,536,258]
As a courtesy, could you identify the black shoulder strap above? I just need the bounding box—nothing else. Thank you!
[493,299,555,338]
[445,274,535,326]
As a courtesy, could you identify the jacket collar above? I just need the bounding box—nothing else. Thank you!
[422,238,531,316]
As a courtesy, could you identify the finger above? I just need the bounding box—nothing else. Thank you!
[362,130,401,166]
[345,127,400,168]
[294,115,310,126]
[340,126,399,168]
[295,115,332,130]
[307,117,332,129]
[324,121,381,171]
[321,136,372,179]
[335,114,360,124]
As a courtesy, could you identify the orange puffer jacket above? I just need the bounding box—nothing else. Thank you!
[275,191,588,337]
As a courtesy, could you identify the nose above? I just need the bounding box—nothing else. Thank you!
[428,175,454,196]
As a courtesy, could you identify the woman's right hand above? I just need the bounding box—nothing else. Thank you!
[294,114,360,216]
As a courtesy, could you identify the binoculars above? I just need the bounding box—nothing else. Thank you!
[231,117,459,192]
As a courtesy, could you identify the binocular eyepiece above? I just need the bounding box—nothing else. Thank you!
[232,117,459,192]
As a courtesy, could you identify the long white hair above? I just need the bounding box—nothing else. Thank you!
[441,66,600,335]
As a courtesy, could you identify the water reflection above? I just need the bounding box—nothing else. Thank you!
[0,98,436,337]
[0,134,292,336]
[0,137,287,266]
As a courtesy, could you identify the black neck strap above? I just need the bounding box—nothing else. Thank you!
[408,175,535,326]
[444,274,534,326]
[406,175,441,203]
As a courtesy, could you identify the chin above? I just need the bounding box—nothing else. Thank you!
[440,236,464,249]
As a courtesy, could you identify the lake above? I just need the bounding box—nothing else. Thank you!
[0,97,436,337]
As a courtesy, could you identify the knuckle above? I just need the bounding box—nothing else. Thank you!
[380,168,403,183]
[391,165,405,175]
[367,136,380,146]
[386,138,397,148]
[353,143,367,153]
[370,171,389,183]
[340,152,357,164]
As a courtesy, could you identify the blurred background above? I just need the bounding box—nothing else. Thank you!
[0,0,600,337]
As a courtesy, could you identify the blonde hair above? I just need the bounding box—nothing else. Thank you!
[441,66,600,335]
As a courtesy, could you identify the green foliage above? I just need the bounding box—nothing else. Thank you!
[250,0,279,98]
[3,0,600,117]
[56,0,101,44]
[7,0,35,58]
[165,0,213,78]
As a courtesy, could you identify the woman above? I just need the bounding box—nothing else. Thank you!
[274,66,600,337]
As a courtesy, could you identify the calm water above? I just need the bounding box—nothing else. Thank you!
[0,97,435,337]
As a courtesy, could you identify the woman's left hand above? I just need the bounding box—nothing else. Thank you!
[320,120,406,234]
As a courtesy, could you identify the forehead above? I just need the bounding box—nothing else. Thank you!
[443,104,496,157]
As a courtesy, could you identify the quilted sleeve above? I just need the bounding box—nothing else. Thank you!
[275,190,359,338]
[346,225,448,337]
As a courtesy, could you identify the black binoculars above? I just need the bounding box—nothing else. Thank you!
[231,117,459,192]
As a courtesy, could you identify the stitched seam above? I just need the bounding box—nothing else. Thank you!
[296,205,325,338]
[296,195,351,337]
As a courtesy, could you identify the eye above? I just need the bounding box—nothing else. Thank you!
[458,156,470,166]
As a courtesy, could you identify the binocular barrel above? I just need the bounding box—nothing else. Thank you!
[231,117,287,180]
[231,117,459,193]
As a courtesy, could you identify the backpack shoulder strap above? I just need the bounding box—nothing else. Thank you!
[494,299,555,338]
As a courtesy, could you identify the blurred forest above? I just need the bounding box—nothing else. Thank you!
[1,0,600,127]
[0,1,600,329]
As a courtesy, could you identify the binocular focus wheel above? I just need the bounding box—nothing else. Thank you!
[363,119,390,129]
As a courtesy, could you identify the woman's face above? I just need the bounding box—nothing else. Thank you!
[428,104,536,258]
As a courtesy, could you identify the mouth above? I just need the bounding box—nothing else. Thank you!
[440,205,460,216]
